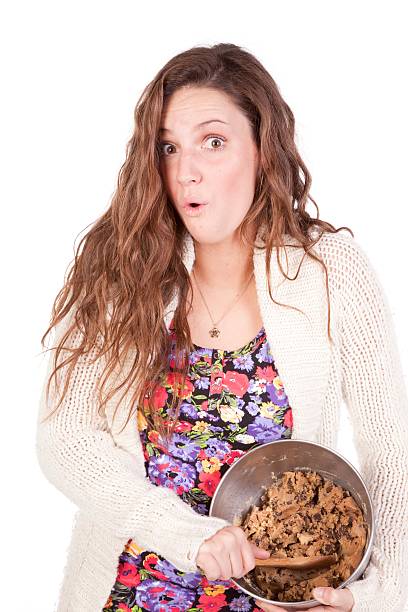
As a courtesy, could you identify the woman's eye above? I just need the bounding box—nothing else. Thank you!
[159,143,175,156]
[203,135,226,151]
[158,135,226,157]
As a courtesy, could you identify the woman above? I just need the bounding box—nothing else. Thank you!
[36,43,408,612]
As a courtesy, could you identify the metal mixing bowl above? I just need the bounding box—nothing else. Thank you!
[209,439,375,610]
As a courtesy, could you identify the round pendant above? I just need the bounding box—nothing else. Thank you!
[209,326,220,338]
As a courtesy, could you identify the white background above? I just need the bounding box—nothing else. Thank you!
[1,1,407,610]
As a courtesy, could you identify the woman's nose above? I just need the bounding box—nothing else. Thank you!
[177,152,202,185]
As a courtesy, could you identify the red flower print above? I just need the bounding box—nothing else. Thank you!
[200,575,211,588]
[143,553,168,580]
[284,408,293,428]
[210,368,225,394]
[198,449,208,460]
[148,431,159,443]
[117,561,141,588]
[200,400,209,412]
[256,365,276,382]
[152,385,168,409]
[166,372,194,399]
[147,430,167,452]
[118,604,132,611]
[150,585,166,593]
[198,470,221,497]
[198,592,227,611]
[173,420,193,432]
[225,449,245,465]
[223,371,249,397]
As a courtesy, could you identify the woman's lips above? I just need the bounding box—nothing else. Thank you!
[182,199,208,208]
[182,202,208,217]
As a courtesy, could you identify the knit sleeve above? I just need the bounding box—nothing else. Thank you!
[35,304,230,573]
[332,233,408,612]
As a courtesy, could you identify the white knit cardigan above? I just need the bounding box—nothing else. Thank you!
[36,226,408,612]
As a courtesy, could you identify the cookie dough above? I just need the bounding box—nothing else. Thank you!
[240,470,367,603]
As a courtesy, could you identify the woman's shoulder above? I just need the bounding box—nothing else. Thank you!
[315,227,369,267]
[310,225,358,251]
[313,227,381,298]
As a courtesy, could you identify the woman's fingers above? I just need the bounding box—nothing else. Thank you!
[225,531,259,579]
[313,586,354,610]
[218,553,233,580]
[197,551,222,582]
[233,528,256,576]
[221,527,250,579]
[240,541,256,575]
[227,545,245,578]
[216,529,237,579]
[196,526,270,582]
[255,586,355,611]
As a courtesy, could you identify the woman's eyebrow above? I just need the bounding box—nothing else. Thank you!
[159,119,229,134]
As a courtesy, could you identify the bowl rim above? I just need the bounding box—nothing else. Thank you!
[208,438,376,608]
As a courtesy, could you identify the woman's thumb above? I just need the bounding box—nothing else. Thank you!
[250,542,270,558]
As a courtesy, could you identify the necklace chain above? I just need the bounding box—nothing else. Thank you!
[192,268,254,338]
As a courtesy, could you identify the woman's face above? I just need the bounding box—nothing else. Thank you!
[158,86,260,245]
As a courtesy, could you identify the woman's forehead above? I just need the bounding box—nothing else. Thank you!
[160,89,247,134]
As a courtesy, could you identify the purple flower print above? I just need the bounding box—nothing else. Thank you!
[266,382,288,407]
[148,454,196,492]
[168,433,201,462]
[135,579,196,611]
[247,378,264,394]
[156,558,202,588]
[205,437,231,460]
[206,412,219,422]
[256,342,274,363]
[194,375,210,390]
[209,425,224,434]
[230,594,253,611]
[181,401,199,419]
[232,353,254,372]
[247,416,286,443]
[246,400,260,416]
[190,347,211,366]
[118,550,142,567]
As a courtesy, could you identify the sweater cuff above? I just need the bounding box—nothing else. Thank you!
[173,517,231,573]
[346,563,384,612]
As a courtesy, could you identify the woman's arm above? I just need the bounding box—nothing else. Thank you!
[325,233,408,612]
[35,304,230,573]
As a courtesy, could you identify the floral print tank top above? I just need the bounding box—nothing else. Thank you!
[102,322,293,612]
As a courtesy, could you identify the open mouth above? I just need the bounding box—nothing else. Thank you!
[182,200,208,214]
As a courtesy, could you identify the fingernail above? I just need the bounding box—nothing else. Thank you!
[313,587,325,598]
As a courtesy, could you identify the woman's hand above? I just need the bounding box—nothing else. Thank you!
[195,525,270,581]
[255,586,355,611]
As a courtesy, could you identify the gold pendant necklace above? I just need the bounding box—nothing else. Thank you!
[209,326,221,338]
[192,268,254,337]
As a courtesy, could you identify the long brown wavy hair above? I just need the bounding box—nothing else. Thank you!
[39,42,353,446]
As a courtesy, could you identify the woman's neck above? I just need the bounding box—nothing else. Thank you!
[192,224,256,296]
[191,236,254,294]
